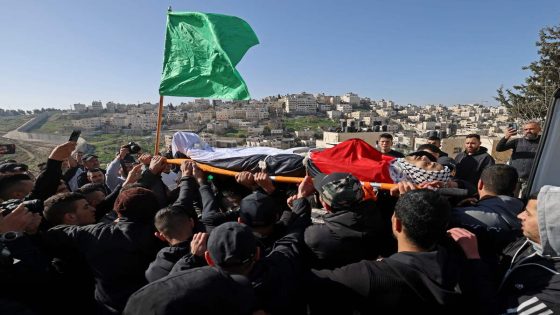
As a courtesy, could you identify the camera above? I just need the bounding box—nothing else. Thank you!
[0,199,43,216]
[123,142,142,155]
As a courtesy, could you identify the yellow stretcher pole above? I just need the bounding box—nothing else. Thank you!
[165,158,397,190]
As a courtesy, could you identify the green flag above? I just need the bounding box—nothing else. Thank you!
[159,12,259,100]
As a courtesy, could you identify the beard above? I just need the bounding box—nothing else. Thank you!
[525,133,538,140]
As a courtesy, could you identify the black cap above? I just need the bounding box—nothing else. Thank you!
[313,172,363,209]
[207,222,257,267]
[239,191,279,227]
[82,153,98,161]
[427,135,441,141]
[407,151,437,162]
[437,156,457,171]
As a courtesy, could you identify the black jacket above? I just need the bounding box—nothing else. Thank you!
[495,238,560,314]
[198,181,305,255]
[495,136,540,179]
[169,197,311,314]
[145,240,190,283]
[0,233,54,314]
[170,177,204,232]
[247,198,311,314]
[304,200,384,269]
[29,158,64,202]
[124,267,257,315]
[94,184,122,222]
[450,195,524,260]
[46,219,163,315]
[138,169,170,209]
[454,147,495,186]
[309,243,493,315]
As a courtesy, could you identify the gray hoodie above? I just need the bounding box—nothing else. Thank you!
[537,185,560,258]
[496,185,560,314]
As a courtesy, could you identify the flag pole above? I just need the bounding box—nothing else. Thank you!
[154,94,164,155]
[154,6,172,155]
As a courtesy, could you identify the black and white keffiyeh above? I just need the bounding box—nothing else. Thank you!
[389,158,450,184]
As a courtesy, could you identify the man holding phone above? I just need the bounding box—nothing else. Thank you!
[496,121,542,196]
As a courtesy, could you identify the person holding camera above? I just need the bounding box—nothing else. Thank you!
[496,121,541,196]
[106,143,141,191]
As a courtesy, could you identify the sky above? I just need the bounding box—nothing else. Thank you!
[1,0,559,110]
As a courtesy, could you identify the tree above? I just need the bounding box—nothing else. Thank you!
[496,25,560,121]
[262,126,271,136]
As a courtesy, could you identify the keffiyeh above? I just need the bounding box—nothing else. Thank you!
[389,158,450,184]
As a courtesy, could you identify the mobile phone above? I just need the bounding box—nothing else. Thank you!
[69,130,81,142]
[0,144,16,154]
[508,123,518,131]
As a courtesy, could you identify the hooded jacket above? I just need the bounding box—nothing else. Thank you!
[496,185,560,314]
[304,200,385,269]
[454,146,496,186]
[309,242,492,314]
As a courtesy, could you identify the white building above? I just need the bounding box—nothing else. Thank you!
[216,110,231,121]
[336,104,353,113]
[73,117,104,129]
[105,102,116,112]
[74,103,87,112]
[90,101,103,111]
[341,92,360,105]
[283,93,317,114]
[317,104,333,112]
[196,111,214,122]
[350,111,374,120]
[166,112,185,124]
[327,110,343,119]
[109,114,129,128]
[128,114,158,130]
[247,126,264,135]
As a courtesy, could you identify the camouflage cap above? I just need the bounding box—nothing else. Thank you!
[313,172,364,210]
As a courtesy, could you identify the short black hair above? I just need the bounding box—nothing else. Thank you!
[0,173,33,200]
[417,143,441,154]
[154,207,193,239]
[87,168,103,174]
[480,164,518,196]
[466,134,481,140]
[427,135,441,141]
[43,192,86,226]
[379,133,393,140]
[78,183,106,195]
[394,190,451,250]
[524,192,539,205]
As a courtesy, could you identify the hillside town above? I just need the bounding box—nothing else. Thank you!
[66,92,514,161]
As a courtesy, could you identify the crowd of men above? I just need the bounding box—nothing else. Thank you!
[0,120,558,315]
